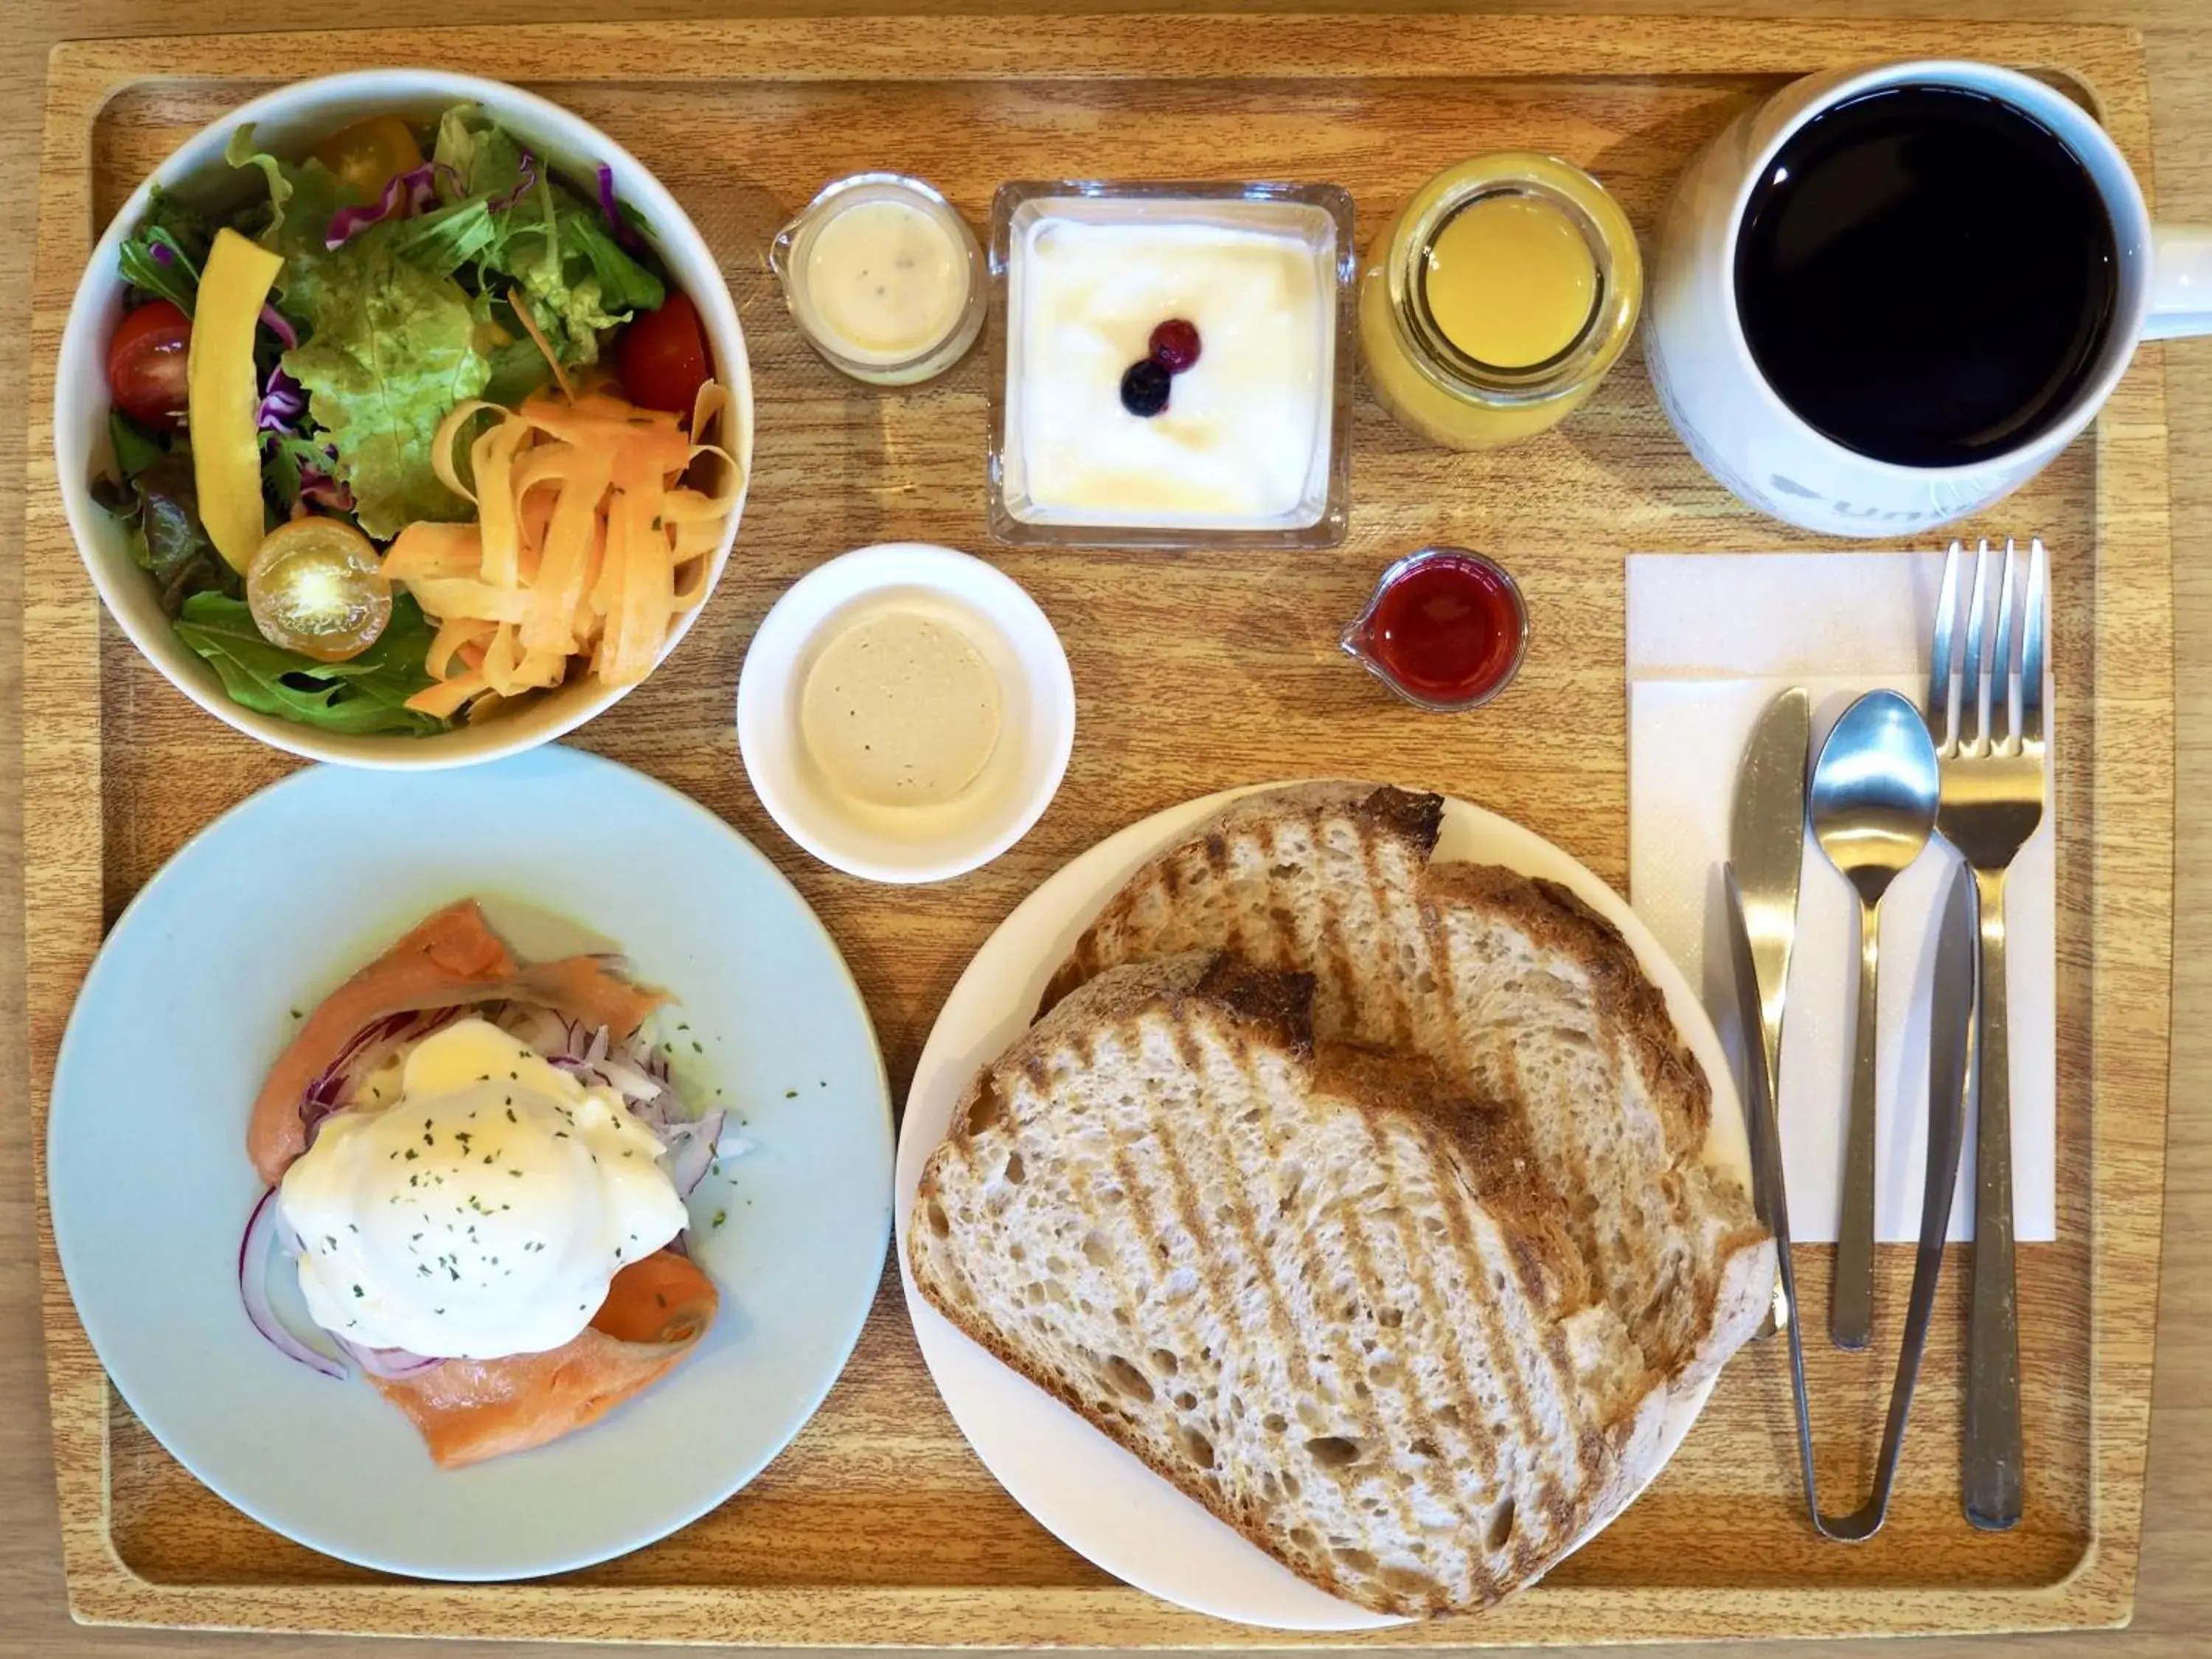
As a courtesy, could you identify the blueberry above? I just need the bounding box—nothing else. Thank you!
[1150,319,1202,374]
[1120,358,1172,417]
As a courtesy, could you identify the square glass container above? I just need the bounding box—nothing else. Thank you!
[987,181,1355,550]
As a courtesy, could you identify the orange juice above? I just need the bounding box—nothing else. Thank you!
[1360,154,1641,450]
[1423,194,1598,369]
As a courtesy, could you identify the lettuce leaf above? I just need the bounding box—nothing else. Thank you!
[92,451,238,617]
[279,243,490,539]
[493,181,662,368]
[224,125,298,243]
[430,105,664,368]
[433,105,530,203]
[173,591,447,736]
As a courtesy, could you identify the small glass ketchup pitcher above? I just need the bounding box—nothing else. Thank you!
[1341,546,1528,712]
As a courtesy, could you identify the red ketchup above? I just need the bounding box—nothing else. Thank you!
[1341,549,1528,710]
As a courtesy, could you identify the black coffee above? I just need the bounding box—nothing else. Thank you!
[1734,84,2118,467]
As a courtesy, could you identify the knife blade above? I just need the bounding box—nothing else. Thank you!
[1730,686,1811,1329]
[1722,863,1818,1529]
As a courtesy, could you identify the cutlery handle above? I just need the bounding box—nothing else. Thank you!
[1964,867,2023,1530]
[1832,901,1879,1350]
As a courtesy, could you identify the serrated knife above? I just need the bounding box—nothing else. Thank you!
[1730,687,1811,1332]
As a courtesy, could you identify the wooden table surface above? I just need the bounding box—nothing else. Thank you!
[1,2,2203,1655]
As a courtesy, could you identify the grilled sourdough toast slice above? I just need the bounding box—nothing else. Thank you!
[1042,783,1774,1393]
[910,953,1667,1617]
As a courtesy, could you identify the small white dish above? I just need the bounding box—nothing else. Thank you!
[894,784,1752,1629]
[737,543,1074,884]
[46,746,892,1579]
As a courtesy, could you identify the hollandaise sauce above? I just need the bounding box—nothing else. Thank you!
[279,1019,687,1360]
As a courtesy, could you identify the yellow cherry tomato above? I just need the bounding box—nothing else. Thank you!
[311,116,426,201]
[246,518,393,663]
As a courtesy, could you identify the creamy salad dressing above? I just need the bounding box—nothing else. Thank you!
[801,198,968,366]
[800,603,1004,808]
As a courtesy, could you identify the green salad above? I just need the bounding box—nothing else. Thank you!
[95,105,717,736]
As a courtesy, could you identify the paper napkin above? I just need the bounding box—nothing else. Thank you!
[1627,552,2056,1244]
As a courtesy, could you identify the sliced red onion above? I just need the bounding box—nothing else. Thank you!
[595,163,648,252]
[497,1001,571,1057]
[301,1006,463,1143]
[597,1053,661,1103]
[664,1109,725,1197]
[334,1335,444,1380]
[258,302,297,350]
[325,164,442,249]
[240,1190,345,1381]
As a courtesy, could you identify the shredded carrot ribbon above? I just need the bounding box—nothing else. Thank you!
[386,380,740,714]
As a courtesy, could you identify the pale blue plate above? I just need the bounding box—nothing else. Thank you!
[47,747,891,1580]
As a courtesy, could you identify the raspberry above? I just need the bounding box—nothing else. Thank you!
[1149,318,1202,374]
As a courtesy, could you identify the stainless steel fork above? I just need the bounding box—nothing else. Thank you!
[1928,536,2048,1532]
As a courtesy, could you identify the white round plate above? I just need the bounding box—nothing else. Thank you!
[49,747,892,1580]
[895,783,1751,1630]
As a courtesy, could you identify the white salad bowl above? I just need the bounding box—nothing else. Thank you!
[53,69,754,769]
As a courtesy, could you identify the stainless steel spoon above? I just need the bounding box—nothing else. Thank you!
[1809,689,1941,1351]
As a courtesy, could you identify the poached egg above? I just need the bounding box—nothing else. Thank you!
[279,1018,687,1359]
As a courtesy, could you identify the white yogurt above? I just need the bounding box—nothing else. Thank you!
[1006,212,1335,529]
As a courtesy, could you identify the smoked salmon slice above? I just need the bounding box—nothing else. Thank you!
[248,900,669,1186]
[369,1251,718,1468]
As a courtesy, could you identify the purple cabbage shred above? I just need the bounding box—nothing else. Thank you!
[595,163,649,253]
[324,164,442,250]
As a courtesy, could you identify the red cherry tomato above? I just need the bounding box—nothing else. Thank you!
[616,292,711,416]
[107,299,192,430]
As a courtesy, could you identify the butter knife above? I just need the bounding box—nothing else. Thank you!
[1730,687,1812,1331]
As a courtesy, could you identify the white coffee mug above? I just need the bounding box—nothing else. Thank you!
[1647,59,2211,536]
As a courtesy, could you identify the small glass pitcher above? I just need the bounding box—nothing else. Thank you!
[769,173,987,388]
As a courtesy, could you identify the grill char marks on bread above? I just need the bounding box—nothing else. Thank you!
[1040,782,1775,1394]
[909,953,1667,1618]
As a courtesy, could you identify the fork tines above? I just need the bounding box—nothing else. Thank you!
[1929,538,2048,757]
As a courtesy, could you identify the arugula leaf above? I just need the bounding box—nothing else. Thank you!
[280,242,491,539]
[555,187,664,314]
[261,429,333,516]
[173,591,448,737]
[92,453,239,616]
[108,408,168,480]
[116,188,214,313]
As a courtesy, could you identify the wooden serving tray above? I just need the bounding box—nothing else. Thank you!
[24,12,2174,1646]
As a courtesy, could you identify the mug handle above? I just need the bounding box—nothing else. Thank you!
[2146,224,2212,340]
